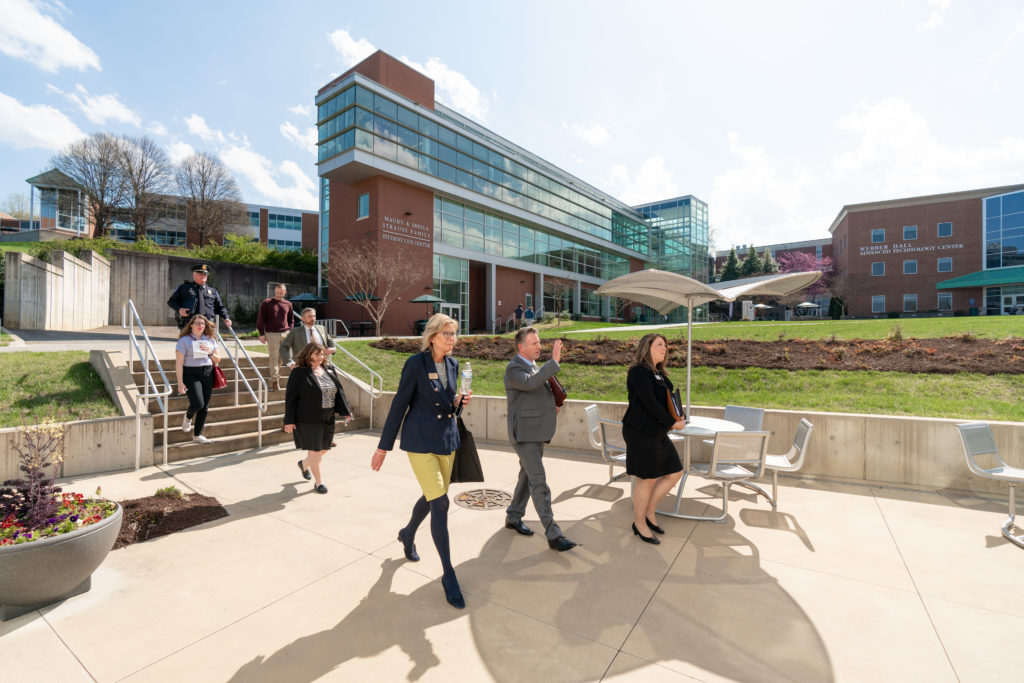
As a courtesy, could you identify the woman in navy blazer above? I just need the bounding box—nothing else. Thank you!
[371,313,472,609]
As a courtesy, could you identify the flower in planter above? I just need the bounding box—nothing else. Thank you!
[0,420,115,547]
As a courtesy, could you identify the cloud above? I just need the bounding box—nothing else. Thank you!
[918,0,951,31]
[148,121,168,136]
[601,156,680,206]
[400,55,489,121]
[280,121,317,156]
[288,104,311,117]
[834,97,1024,196]
[565,121,610,147]
[220,144,317,210]
[166,141,195,164]
[185,114,226,144]
[327,28,376,67]
[0,0,101,72]
[709,134,817,249]
[0,90,84,150]
[51,83,140,126]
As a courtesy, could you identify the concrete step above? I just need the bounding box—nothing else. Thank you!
[148,388,285,413]
[132,365,291,387]
[132,355,276,373]
[156,414,287,445]
[153,401,287,430]
[161,417,370,461]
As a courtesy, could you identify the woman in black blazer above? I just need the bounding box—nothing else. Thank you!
[622,333,687,544]
[283,342,352,494]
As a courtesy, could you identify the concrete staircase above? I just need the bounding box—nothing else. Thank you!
[131,359,369,462]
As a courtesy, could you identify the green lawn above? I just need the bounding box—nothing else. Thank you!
[0,241,35,254]
[0,352,119,427]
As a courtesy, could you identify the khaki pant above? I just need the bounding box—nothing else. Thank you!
[265,331,286,382]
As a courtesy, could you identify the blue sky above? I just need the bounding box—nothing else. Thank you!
[1,0,1022,251]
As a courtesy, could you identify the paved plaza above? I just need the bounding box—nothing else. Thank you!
[3,430,1023,682]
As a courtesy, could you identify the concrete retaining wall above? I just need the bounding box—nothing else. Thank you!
[3,250,110,330]
[350,384,1024,496]
[0,415,154,483]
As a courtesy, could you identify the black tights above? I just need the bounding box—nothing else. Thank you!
[404,494,454,577]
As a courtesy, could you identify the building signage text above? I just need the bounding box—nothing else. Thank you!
[380,215,431,249]
[858,241,964,256]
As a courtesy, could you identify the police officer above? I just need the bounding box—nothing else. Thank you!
[167,264,232,329]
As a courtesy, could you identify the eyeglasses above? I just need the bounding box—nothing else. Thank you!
[440,331,457,339]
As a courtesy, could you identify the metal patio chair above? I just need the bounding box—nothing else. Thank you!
[699,404,766,458]
[955,422,1024,549]
[584,404,629,483]
[762,418,814,509]
[674,431,771,522]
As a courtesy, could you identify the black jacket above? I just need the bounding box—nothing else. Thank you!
[284,365,353,425]
[167,280,230,325]
[622,364,677,436]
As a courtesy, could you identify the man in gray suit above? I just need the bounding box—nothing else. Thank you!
[280,307,336,368]
[503,326,576,551]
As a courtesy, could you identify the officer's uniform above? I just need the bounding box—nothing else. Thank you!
[167,264,231,328]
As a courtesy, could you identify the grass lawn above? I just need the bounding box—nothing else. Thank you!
[0,241,35,254]
[0,351,119,428]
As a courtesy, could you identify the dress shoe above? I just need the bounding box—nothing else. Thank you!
[314,483,328,494]
[646,518,665,535]
[632,523,661,545]
[297,459,312,481]
[271,379,281,392]
[397,528,420,562]
[504,520,534,536]
[441,573,465,609]
[330,441,337,448]
[547,536,577,552]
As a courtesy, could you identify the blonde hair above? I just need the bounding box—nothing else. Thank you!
[420,313,458,352]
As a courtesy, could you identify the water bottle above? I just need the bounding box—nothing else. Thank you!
[460,362,472,396]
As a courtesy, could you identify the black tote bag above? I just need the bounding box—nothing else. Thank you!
[451,416,484,483]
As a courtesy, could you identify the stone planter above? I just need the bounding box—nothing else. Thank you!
[0,502,122,621]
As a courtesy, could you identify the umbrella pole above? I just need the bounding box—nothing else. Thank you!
[686,296,693,418]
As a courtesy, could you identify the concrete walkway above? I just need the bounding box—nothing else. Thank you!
[3,431,1022,682]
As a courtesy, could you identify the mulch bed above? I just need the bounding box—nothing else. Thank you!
[372,334,1024,375]
[113,493,228,549]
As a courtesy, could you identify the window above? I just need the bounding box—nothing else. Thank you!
[937,257,952,272]
[903,260,917,275]
[872,262,885,276]
[938,292,952,311]
[871,295,885,313]
[903,225,917,240]
[357,193,369,219]
[938,221,952,237]
[871,228,885,243]
[903,294,918,313]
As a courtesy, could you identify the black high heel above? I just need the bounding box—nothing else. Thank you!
[632,522,661,545]
[397,528,419,562]
[646,518,665,535]
[441,573,465,609]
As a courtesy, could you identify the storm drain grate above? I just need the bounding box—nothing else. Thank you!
[454,489,512,510]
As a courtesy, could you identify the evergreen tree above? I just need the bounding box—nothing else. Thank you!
[740,245,762,276]
[762,249,780,273]
[721,248,741,281]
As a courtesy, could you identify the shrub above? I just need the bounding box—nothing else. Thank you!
[155,486,183,499]
[887,324,905,343]
[887,311,900,319]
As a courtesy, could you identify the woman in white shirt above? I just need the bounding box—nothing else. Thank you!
[174,315,220,444]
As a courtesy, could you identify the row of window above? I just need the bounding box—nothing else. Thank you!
[871,223,953,243]
[871,258,953,276]
[269,213,302,231]
[267,239,301,250]
[984,190,1024,269]
[871,293,953,313]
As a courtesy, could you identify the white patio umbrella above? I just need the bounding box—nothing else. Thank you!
[596,269,822,416]
[796,302,820,308]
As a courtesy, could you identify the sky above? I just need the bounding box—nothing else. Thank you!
[1,0,1022,252]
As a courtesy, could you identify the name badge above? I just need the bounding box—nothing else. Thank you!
[654,374,662,380]
[428,372,439,379]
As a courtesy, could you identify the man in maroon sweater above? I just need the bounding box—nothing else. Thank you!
[257,283,294,391]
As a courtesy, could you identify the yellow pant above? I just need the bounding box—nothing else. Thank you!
[407,451,455,501]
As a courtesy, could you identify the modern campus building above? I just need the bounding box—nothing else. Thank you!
[315,50,710,334]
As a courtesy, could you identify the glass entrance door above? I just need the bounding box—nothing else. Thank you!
[440,302,460,325]
[1003,294,1024,315]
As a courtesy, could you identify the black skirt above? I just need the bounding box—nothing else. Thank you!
[293,407,336,451]
[622,424,682,479]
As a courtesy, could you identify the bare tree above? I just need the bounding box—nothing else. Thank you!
[544,276,574,326]
[119,135,172,240]
[174,151,245,246]
[1,192,30,219]
[50,132,127,237]
[327,240,431,336]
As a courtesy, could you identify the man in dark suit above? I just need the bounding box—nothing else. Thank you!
[280,307,335,368]
[503,326,575,551]
[167,264,231,329]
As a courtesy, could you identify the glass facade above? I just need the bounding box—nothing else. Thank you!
[269,213,302,231]
[433,253,469,333]
[984,189,1024,269]
[268,239,301,250]
[634,196,710,280]
[319,177,329,298]
[37,187,86,234]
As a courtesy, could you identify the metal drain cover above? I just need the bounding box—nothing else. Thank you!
[454,488,511,510]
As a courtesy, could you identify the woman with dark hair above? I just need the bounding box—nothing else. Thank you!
[622,333,687,544]
[370,313,472,609]
[174,315,220,445]
[283,342,353,494]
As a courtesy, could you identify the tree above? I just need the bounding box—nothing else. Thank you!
[174,152,245,246]
[720,248,741,281]
[327,240,430,336]
[119,135,172,240]
[544,276,574,325]
[761,249,780,273]
[1,192,30,219]
[777,251,834,298]
[740,245,762,277]
[50,132,127,237]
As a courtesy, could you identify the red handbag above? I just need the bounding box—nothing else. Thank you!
[212,365,227,389]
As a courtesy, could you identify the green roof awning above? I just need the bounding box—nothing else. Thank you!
[25,168,82,190]
[937,266,1024,289]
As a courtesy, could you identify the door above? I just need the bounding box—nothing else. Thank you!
[440,302,460,327]
[1004,294,1024,315]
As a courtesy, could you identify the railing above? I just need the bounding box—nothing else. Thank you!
[331,342,383,426]
[122,300,171,469]
[214,317,267,448]
[318,318,349,338]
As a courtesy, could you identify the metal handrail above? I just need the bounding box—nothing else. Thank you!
[214,317,267,449]
[318,318,349,338]
[122,300,171,469]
